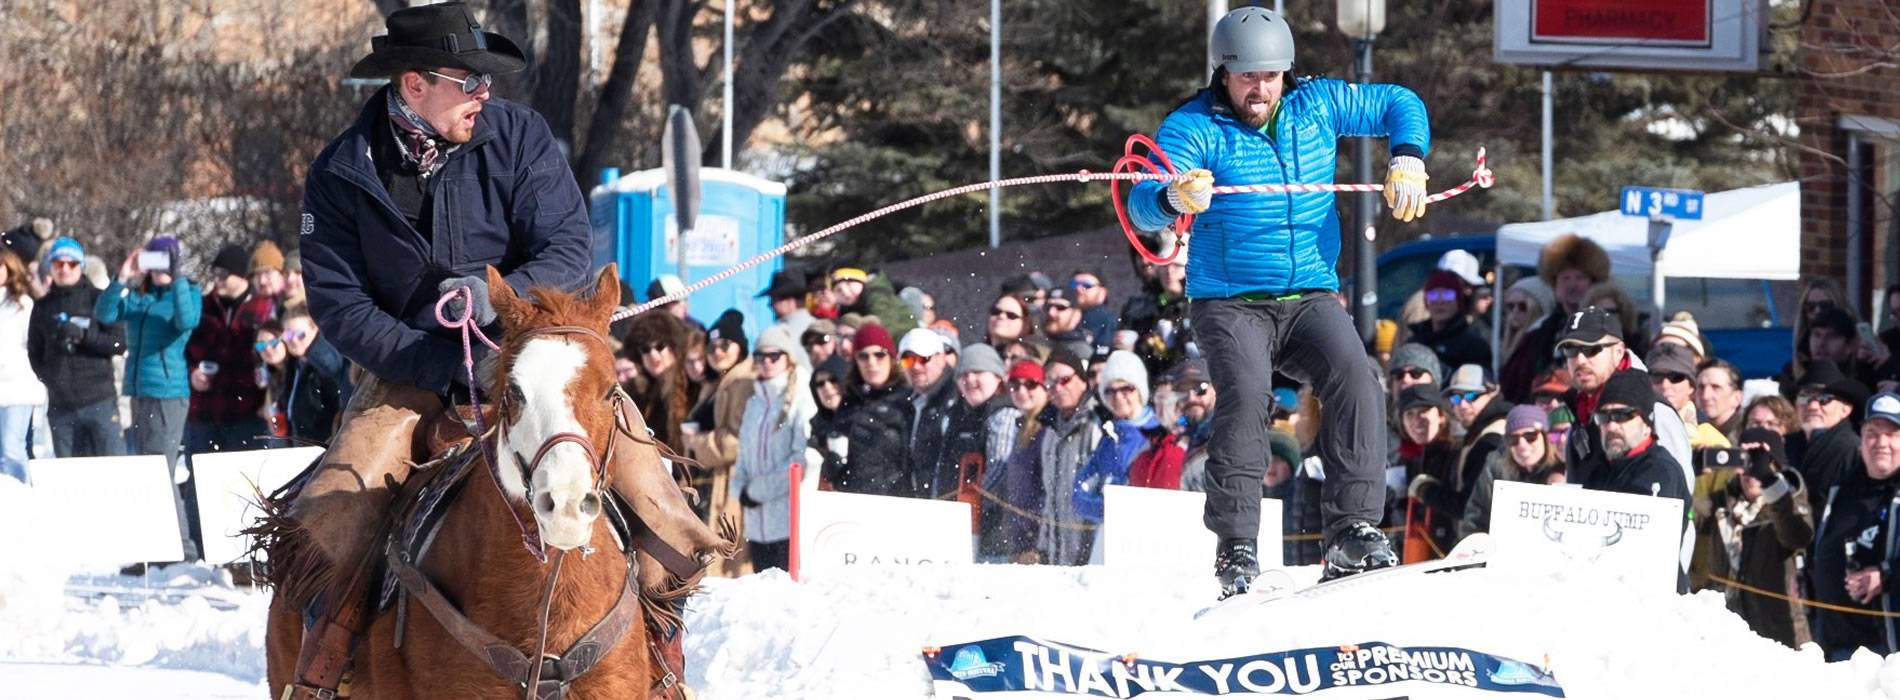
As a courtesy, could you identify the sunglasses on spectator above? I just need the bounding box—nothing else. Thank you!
[638,342,669,355]
[1560,343,1612,360]
[753,350,787,364]
[1594,406,1642,425]
[427,70,493,95]
[1448,390,1485,405]
[1390,367,1430,380]
[1509,430,1544,445]
[1070,279,1099,290]
[1008,379,1043,392]
[1105,384,1140,397]
[1598,306,1620,316]
[1652,372,1693,386]
[801,332,832,346]
[1507,301,1532,313]
[856,349,889,362]
[1045,373,1079,390]
[1795,389,1838,405]
[1805,301,1833,314]
[51,259,82,269]
[900,352,933,370]
[1045,302,1074,313]
[1532,392,1565,405]
[1424,289,1460,304]
[990,306,1022,321]
[1187,381,1212,398]
[255,338,282,352]
[814,376,841,390]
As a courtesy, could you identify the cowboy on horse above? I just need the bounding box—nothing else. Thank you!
[267,4,732,698]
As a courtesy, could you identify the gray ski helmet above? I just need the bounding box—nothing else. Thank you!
[1211,7,1295,74]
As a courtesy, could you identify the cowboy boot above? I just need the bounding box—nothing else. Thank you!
[279,373,445,699]
[609,395,736,582]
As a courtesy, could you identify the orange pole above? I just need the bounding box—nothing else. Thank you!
[788,461,803,582]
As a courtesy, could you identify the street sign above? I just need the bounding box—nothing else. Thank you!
[1619,186,1705,220]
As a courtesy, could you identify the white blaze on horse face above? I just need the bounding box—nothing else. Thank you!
[502,338,602,551]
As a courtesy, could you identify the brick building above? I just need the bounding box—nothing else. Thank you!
[1799,0,1900,317]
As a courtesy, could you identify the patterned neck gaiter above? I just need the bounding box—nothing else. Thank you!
[386,88,460,178]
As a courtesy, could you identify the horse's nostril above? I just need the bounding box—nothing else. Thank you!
[536,492,555,514]
[580,492,601,517]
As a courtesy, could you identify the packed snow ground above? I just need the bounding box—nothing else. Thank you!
[0,472,1891,699]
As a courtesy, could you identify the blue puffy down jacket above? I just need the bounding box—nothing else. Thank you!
[1130,79,1431,299]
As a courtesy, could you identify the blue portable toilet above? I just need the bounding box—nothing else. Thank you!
[590,168,788,342]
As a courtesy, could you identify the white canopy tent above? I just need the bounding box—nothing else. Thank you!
[1494,181,1799,280]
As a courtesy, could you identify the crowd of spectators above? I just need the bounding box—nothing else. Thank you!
[13,217,1900,661]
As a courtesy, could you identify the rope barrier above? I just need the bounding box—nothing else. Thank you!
[609,139,1494,322]
[1705,574,1900,618]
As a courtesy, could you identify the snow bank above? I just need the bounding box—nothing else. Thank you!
[685,564,1891,699]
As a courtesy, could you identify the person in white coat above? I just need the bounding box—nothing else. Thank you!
[731,325,818,572]
[0,251,48,484]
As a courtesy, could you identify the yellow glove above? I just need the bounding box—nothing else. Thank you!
[1167,169,1215,215]
[1384,156,1429,223]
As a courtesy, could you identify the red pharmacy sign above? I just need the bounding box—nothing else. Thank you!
[1532,0,1711,45]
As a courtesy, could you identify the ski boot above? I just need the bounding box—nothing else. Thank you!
[1214,537,1259,600]
[1320,520,1398,582]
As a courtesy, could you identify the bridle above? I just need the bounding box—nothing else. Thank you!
[403,314,678,699]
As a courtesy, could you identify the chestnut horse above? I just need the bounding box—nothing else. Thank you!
[264,264,669,699]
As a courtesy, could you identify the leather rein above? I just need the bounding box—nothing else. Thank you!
[388,321,677,699]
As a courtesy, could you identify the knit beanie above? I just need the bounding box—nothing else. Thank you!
[47,237,84,264]
[1390,343,1443,385]
[1096,350,1150,406]
[1596,370,1658,425]
[250,240,286,274]
[709,309,748,357]
[211,244,249,276]
[755,324,799,355]
[958,343,1006,378]
[1268,430,1302,469]
[854,323,896,356]
[1423,270,1467,303]
[1506,405,1549,435]
[1045,347,1086,377]
[1508,277,1554,318]
[1007,359,1045,385]
[1657,314,1706,359]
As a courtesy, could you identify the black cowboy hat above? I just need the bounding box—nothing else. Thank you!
[756,270,804,300]
[349,2,527,79]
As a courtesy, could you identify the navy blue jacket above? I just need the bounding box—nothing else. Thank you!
[299,89,592,392]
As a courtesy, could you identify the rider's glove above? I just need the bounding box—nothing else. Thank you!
[438,275,497,327]
[1165,169,1215,216]
[1384,156,1429,223]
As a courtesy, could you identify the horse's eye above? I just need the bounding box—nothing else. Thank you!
[507,382,525,405]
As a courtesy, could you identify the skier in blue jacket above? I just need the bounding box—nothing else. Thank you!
[1128,7,1433,598]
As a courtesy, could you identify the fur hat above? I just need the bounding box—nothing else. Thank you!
[1537,233,1611,288]
[1096,350,1150,406]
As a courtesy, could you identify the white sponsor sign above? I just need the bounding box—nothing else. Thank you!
[26,455,185,565]
[1102,484,1283,570]
[192,447,325,565]
[797,488,971,577]
[1488,481,1684,593]
[663,213,740,267]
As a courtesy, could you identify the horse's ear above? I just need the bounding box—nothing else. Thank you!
[585,264,621,321]
[486,265,526,328]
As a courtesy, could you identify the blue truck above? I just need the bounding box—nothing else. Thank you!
[1372,235,1796,380]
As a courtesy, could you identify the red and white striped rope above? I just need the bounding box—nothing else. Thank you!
[610,146,1492,322]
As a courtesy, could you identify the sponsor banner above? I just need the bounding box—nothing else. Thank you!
[925,636,1564,698]
[1103,485,1283,570]
[26,455,185,565]
[192,447,325,564]
[797,488,971,577]
[1488,481,1684,593]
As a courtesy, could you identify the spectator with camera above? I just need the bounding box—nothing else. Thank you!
[94,235,201,561]
[1693,428,1813,649]
[27,237,127,458]
[1810,392,1900,660]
